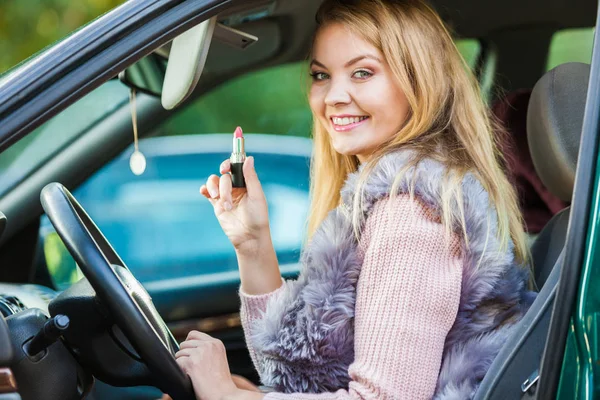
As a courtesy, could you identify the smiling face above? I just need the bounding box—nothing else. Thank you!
[308,23,410,163]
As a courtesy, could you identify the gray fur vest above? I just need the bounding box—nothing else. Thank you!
[247,150,535,399]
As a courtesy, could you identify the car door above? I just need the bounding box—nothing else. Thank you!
[536,16,600,400]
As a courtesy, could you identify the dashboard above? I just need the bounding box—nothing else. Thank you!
[0,211,58,318]
[0,284,57,318]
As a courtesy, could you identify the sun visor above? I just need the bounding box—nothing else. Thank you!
[161,17,217,110]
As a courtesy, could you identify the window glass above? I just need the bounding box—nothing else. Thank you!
[42,136,311,290]
[160,39,482,138]
[456,39,481,68]
[161,62,313,138]
[0,80,130,197]
[546,27,594,71]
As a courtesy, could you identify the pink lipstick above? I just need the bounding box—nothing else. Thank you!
[230,126,246,188]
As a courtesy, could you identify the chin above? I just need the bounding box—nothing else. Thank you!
[329,139,355,155]
[332,146,358,157]
[331,141,366,158]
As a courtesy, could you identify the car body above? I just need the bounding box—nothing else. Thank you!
[0,0,599,399]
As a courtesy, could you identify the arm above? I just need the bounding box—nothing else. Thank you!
[239,194,463,400]
[202,156,283,296]
[236,230,283,296]
[239,278,286,373]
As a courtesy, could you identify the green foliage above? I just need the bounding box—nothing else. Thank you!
[161,62,315,137]
[546,28,594,71]
[43,232,83,290]
[0,0,124,74]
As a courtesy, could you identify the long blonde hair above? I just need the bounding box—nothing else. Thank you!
[306,0,528,264]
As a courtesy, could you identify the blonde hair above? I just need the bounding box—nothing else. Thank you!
[306,0,529,265]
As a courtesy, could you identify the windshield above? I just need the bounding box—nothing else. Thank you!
[0,80,130,197]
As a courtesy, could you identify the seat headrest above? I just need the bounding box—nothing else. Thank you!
[527,62,590,202]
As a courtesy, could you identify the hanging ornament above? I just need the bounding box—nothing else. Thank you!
[129,89,146,176]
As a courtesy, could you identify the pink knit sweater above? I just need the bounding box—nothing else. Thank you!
[239,195,463,399]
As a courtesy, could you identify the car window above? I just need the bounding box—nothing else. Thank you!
[159,38,482,138]
[42,135,311,290]
[0,80,130,197]
[546,27,594,71]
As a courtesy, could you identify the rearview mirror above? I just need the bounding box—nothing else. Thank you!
[118,22,258,108]
[118,53,167,97]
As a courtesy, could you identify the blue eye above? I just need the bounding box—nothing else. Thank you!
[310,72,329,81]
[353,70,373,79]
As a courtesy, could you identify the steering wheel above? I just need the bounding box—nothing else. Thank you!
[41,183,195,400]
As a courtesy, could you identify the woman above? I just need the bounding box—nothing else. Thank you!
[169,0,535,399]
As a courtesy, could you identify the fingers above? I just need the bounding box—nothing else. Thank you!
[219,174,233,211]
[175,331,225,359]
[199,160,233,209]
[220,159,231,174]
[242,156,264,200]
[199,185,216,205]
[178,340,203,350]
[175,348,195,358]
[186,330,213,341]
[201,158,258,208]
[205,175,220,199]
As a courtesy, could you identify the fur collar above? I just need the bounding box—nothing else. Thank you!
[247,150,534,398]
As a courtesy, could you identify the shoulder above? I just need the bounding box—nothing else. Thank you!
[364,194,440,237]
[359,194,461,258]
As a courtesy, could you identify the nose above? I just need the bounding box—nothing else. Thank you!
[324,78,351,107]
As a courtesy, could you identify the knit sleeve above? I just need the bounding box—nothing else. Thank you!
[239,279,286,373]
[262,194,463,400]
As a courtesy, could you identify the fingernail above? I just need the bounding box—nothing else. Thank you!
[224,202,232,211]
[247,156,254,167]
[209,188,218,198]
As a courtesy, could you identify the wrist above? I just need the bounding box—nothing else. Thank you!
[235,231,281,296]
[234,231,274,259]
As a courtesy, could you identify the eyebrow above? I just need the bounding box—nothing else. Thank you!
[310,54,382,69]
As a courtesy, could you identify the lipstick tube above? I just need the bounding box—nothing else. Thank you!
[231,127,246,188]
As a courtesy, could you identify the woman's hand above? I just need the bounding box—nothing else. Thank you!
[201,155,282,296]
[200,156,270,254]
[167,330,260,400]
[158,375,259,400]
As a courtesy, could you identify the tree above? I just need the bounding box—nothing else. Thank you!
[0,0,124,74]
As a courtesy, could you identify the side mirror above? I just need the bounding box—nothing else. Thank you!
[118,21,258,109]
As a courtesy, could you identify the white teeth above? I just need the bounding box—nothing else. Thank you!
[332,116,367,126]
